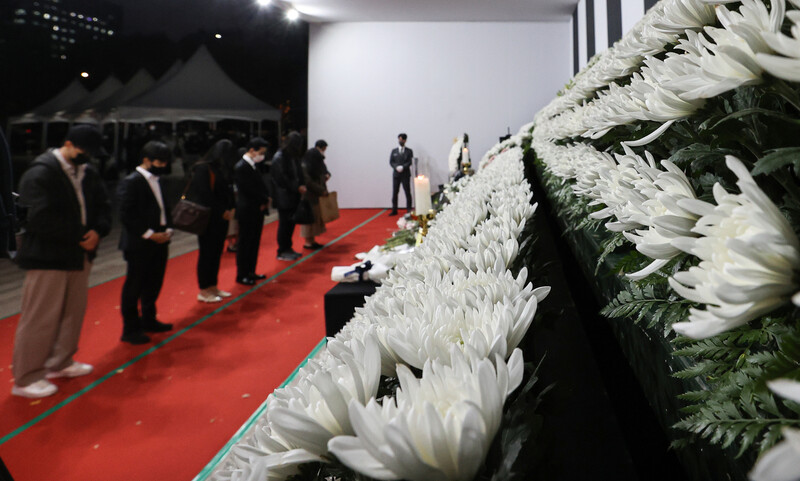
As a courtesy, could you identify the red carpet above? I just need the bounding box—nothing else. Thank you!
[0,208,396,481]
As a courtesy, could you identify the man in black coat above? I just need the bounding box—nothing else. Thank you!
[389,132,413,216]
[117,141,174,344]
[270,131,306,261]
[233,137,270,285]
[12,125,112,398]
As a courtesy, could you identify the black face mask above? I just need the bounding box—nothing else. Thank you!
[148,166,168,176]
[73,153,91,165]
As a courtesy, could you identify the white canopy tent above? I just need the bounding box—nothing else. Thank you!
[114,46,280,125]
[7,47,280,155]
[52,76,123,123]
[7,79,91,149]
[72,69,156,124]
[9,79,89,125]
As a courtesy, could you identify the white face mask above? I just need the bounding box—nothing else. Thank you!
[254,154,265,163]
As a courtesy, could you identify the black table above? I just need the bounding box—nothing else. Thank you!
[0,457,14,481]
[323,281,379,337]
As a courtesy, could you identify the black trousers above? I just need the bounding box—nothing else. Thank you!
[236,213,264,278]
[392,174,412,211]
[197,217,228,289]
[277,208,296,254]
[121,244,169,328]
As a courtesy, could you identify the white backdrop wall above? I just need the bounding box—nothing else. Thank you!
[308,21,572,209]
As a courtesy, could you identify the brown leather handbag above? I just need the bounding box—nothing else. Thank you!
[171,172,210,235]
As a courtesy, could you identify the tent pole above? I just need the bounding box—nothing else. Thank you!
[113,120,119,171]
[123,121,130,172]
[41,122,49,151]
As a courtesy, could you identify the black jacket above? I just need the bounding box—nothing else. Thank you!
[301,148,329,204]
[190,161,235,223]
[270,149,304,211]
[390,147,413,178]
[15,151,111,270]
[234,158,270,220]
[118,170,173,252]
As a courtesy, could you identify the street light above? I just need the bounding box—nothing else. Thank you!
[80,72,89,78]
[286,8,299,21]
[215,33,222,39]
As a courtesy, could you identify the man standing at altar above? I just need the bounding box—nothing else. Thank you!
[389,133,413,216]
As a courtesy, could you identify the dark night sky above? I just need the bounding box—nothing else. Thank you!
[0,0,309,135]
[106,0,283,40]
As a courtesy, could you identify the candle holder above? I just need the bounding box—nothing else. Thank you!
[461,161,475,176]
[417,209,436,243]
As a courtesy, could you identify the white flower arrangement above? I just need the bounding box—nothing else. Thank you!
[536,0,787,144]
[529,0,800,474]
[214,142,546,480]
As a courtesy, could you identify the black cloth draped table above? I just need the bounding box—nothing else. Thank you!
[323,281,379,337]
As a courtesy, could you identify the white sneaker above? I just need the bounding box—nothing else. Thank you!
[197,292,223,303]
[214,289,232,298]
[46,361,94,379]
[12,379,58,398]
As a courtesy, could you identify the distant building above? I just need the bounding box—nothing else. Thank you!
[2,0,122,60]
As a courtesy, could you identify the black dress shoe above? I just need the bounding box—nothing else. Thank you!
[141,320,173,333]
[303,242,324,250]
[388,210,398,216]
[251,273,267,280]
[236,276,256,285]
[121,330,150,345]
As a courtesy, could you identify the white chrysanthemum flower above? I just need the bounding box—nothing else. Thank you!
[749,378,800,481]
[652,0,717,35]
[328,348,524,481]
[749,428,800,481]
[757,9,800,82]
[668,156,800,339]
[447,134,466,173]
[216,423,323,481]
[670,0,784,99]
[616,150,700,279]
[267,336,381,455]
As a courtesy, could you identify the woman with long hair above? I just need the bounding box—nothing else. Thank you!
[299,139,330,249]
[190,139,236,302]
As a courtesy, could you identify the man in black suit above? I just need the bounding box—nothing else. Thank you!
[389,133,413,216]
[117,141,174,344]
[234,137,271,285]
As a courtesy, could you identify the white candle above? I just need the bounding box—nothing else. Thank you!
[462,147,469,164]
[414,175,432,215]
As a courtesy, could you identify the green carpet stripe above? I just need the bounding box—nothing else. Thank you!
[0,209,386,446]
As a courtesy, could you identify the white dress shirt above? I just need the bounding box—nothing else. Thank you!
[242,153,257,170]
[135,166,172,239]
[54,148,87,226]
